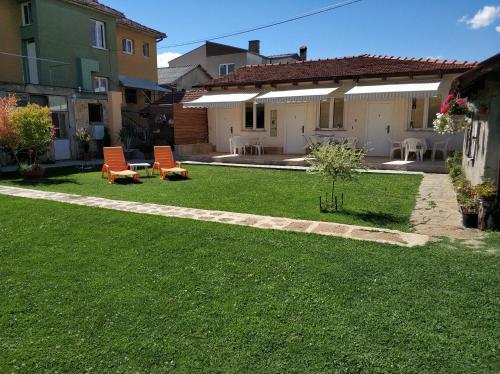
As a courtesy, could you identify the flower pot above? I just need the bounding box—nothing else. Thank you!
[20,164,45,179]
[461,207,478,228]
[449,115,467,132]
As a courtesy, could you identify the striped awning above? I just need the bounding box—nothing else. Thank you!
[183,93,258,108]
[254,87,338,104]
[344,82,441,101]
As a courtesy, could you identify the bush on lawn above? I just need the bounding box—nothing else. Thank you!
[0,96,54,173]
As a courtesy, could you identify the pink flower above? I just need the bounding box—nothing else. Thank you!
[440,102,449,113]
[444,94,455,104]
[456,98,466,106]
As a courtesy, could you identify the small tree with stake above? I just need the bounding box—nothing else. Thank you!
[308,143,366,212]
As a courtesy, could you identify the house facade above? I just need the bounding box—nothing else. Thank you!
[0,0,124,160]
[169,40,304,79]
[184,55,477,156]
[453,53,500,187]
[116,16,167,134]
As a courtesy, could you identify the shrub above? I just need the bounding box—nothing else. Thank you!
[11,104,54,164]
[308,144,366,212]
[0,96,21,152]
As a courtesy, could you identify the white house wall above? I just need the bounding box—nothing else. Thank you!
[206,74,464,155]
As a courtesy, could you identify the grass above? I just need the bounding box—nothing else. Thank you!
[0,195,499,372]
[0,165,422,231]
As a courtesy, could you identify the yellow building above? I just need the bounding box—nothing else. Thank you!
[116,17,167,140]
[0,1,23,83]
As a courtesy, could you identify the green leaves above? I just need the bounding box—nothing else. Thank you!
[308,144,367,182]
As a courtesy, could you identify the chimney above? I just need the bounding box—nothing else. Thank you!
[299,45,307,61]
[248,40,260,55]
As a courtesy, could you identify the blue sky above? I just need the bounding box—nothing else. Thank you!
[104,0,500,66]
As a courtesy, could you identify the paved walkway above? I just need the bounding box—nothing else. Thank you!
[0,185,428,248]
[411,173,483,245]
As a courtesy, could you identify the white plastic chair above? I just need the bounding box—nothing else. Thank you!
[404,138,424,161]
[231,136,246,155]
[251,137,265,156]
[388,138,403,160]
[432,139,450,161]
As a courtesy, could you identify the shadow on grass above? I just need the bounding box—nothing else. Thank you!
[8,178,81,187]
[326,209,406,227]
[161,175,191,182]
[113,178,142,185]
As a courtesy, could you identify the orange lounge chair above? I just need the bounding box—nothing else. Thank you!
[101,146,140,184]
[151,146,188,179]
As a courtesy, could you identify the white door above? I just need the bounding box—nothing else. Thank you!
[284,105,306,154]
[26,41,39,84]
[51,113,71,160]
[216,108,235,152]
[366,102,392,156]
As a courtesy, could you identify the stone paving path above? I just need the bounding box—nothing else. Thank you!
[0,185,428,248]
[411,173,483,245]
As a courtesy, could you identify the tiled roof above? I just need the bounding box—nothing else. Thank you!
[65,0,123,17]
[204,54,479,87]
[118,17,166,39]
[158,65,211,85]
[180,89,207,103]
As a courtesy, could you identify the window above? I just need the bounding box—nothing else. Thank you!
[142,43,150,57]
[319,101,330,129]
[316,98,344,129]
[122,39,134,54]
[93,77,108,92]
[88,103,103,123]
[219,63,235,77]
[244,102,253,129]
[333,98,344,128]
[408,95,442,129]
[426,96,441,128]
[51,112,68,138]
[21,2,33,26]
[256,103,265,129]
[90,20,106,49]
[48,96,68,112]
[125,88,137,104]
[143,90,152,102]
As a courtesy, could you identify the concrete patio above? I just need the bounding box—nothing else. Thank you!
[182,153,448,173]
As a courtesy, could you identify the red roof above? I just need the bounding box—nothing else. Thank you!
[204,54,479,87]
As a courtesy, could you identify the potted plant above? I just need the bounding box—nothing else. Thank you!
[18,162,45,179]
[456,177,478,228]
[119,121,138,160]
[433,94,476,134]
[76,128,92,161]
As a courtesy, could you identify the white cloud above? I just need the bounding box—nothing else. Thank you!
[157,52,182,67]
[459,5,500,29]
[496,25,500,32]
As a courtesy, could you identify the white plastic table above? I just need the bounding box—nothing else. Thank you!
[129,162,151,176]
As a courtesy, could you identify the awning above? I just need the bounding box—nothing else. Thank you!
[254,87,338,103]
[344,82,441,101]
[183,93,258,108]
[119,75,170,93]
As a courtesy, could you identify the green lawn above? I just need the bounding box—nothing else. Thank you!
[0,195,499,372]
[0,165,422,231]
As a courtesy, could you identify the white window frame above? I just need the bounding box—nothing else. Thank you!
[316,98,344,130]
[407,96,440,131]
[93,76,108,93]
[91,20,106,49]
[219,63,235,77]
[122,39,134,54]
[242,102,266,131]
[21,1,33,26]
